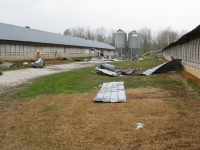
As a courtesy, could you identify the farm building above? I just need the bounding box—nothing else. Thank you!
[162,25,200,79]
[0,22,115,61]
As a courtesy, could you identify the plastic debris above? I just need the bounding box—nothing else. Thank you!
[136,123,145,130]
[23,62,28,65]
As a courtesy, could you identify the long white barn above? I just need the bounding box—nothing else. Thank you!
[162,25,200,79]
[0,23,115,61]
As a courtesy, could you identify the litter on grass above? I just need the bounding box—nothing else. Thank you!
[93,82,126,103]
[23,62,28,65]
[136,123,145,130]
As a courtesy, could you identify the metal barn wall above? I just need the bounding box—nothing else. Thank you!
[0,43,104,61]
[0,44,37,60]
[163,38,200,79]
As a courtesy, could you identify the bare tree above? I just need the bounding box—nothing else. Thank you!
[63,29,72,36]
[138,27,152,55]
[156,27,180,49]
[63,25,186,52]
[105,29,116,46]
[96,27,107,42]
[85,26,96,40]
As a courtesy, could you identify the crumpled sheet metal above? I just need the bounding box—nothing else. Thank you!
[31,58,45,68]
[95,63,140,76]
[141,59,183,75]
[95,63,121,76]
[93,82,126,103]
[121,69,141,75]
[96,68,120,76]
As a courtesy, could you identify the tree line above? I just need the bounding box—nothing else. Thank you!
[63,26,187,54]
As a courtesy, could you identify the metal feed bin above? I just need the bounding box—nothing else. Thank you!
[128,30,140,59]
[115,29,127,58]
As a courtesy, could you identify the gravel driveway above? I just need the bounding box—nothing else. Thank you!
[0,61,103,95]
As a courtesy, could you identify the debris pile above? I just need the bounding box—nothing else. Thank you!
[95,63,141,77]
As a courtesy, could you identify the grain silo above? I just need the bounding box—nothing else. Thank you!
[115,29,127,58]
[128,30,140,59]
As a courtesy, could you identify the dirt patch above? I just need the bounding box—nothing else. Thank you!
[0,88,200,149]
[181,70,200,86]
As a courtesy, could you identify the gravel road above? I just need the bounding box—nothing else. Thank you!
[0,61,103,95]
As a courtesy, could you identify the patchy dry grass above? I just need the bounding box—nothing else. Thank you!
[1,57,200,149]
[1,87,200,150]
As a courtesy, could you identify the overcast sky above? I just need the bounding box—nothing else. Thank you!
[0,0,199,34]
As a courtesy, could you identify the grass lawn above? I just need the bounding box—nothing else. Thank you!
[0,57,200,150]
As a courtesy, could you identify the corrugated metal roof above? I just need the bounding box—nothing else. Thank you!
[0,22,115,50]
[93,82,126,102]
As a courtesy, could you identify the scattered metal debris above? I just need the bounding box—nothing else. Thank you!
[121,68,141,75]
[30,58,45,68]
[95,63,140,77]
[95,63,121,76]
[141,59,183,75]
[91,56,107,61]
[0,61,13,68]
[93,82,126,103]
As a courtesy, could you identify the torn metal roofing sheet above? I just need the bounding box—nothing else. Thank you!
[95,63,121,76]
[30,58,45,68]
[93,82,126,102]
[95,63,141,76]
[96,68,120,76]
[0,22,114,50]
[141,59,183,75]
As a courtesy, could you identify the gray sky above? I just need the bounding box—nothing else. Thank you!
[0,0,199,34]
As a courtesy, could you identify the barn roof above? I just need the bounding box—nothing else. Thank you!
[0,22,115,50]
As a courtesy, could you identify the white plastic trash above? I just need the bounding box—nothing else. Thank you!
[136,123,145,130]
[23,62,28,65]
